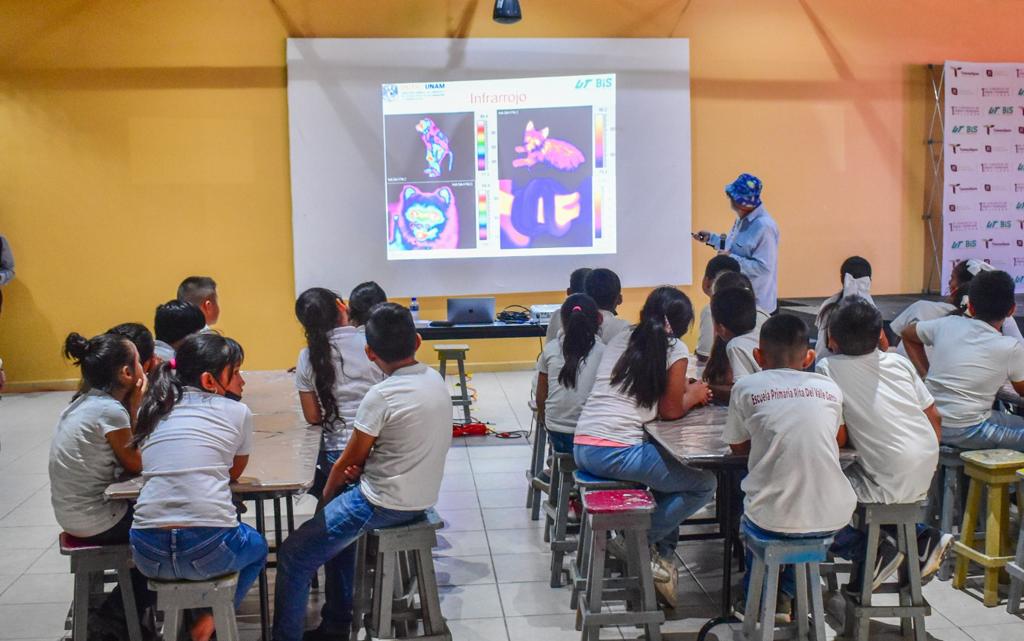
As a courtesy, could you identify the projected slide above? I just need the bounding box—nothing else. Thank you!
[382,74,616,260]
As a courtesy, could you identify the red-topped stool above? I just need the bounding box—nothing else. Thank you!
[576,489,664,641]
[59,532,143,641]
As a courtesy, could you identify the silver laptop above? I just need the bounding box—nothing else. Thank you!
[447,297,496,325]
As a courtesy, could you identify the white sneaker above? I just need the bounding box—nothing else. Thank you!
[651,551,679,608]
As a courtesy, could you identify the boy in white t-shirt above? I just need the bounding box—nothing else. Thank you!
[274,303,452,641]
[544,267,592,344]
[724,314,856,616]
[817,298,951,587]
[900,270,1024,450]
[696,255,741,361]
[703,287,761,403]
[584,267,631,344]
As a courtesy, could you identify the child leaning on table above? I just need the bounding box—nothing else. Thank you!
[129,333,267,641]
[273,303,453,641]
[816,297,951,588]
[724,314,857,618]
[702,286,760,404]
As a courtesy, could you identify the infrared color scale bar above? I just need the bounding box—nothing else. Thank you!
[478,193,488,241]
[594,114,605,169]
[476,122,487,171]
[594,189,603,239]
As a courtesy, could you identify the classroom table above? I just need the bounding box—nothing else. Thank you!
[646,406,857,634]
[416,320,547,341]
[106,370,320,641]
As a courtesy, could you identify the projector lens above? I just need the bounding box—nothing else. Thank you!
[493,0,522,24]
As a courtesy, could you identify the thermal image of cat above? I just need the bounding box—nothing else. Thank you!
[416,117,454,178]
[512,121,585,171]
[389,184,459,250]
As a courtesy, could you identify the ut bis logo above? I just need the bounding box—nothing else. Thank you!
[951,125,978,134]
[575,77,614,89]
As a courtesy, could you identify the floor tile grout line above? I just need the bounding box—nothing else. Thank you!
[465,444,512,640]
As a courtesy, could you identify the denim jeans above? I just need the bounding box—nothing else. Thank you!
[942,411,1024,450]
[272,484,424,641]
[831,523,929,562]
[547,431,574,454]
[310,448,343,501]
[129,524,268,609]
[741,517,837,600]
[575,442,717,556]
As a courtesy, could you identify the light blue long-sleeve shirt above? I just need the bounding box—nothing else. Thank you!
[0,235,13,287]
[708,205,780,312]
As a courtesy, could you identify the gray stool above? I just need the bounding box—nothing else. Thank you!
[935,445,967,581]
[148,573,239,641]
[742,527,833,641]
[435,344,471,424]
[60,533,143,641]
[576,489,664,641]
[1006,470,1024,614]
[351,509,450,640]
[525,400,549,520]
[569,471,639,610]
[544,447,578,587]
[842,502,930,641]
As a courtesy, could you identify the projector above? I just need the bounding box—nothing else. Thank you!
[530,304,561,324]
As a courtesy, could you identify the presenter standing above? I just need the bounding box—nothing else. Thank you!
[693,173,780,312]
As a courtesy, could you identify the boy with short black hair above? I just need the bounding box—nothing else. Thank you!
[545,267,593,343]
[713,287,760,379]
[585,267,629,343]
[818,298,950,586]
[273,302,452,641]
[697,255,741,360]
[177,275,220,329]
[153,300,206,362]
[901,270,1024,450]
[725,314,856,617]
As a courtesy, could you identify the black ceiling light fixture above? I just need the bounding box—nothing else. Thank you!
[493,0,522,24]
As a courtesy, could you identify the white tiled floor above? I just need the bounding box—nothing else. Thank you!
[2,370,1023,640]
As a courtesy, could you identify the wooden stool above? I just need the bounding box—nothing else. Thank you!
[576,489,664,641]
[1005,470,1024,614]
[952,449,1024,606]
[544,446,578,587]
[60,533,144,641]
[351,509,450,640]
[842,503,931,641]
[148,573,239,641]
[742,526,833,641]
[934,445,968,581]
[435,344,471,424]
[525,399,549,520]
[569,471,639,610]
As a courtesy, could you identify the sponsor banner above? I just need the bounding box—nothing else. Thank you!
[943,61,1024,293]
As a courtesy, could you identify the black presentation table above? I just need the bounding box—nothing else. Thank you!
[416,321,547,341]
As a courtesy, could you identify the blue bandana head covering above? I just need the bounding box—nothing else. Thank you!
[725,173,763,208]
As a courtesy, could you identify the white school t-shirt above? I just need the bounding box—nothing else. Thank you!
[295,326,385,451]
[724,369,856,533]
[697,306,714,358]
[817,351,939,504]
[48,390,132,537]
[914,315,1024,429]
[132,389,254,529]
[890,300,1023,357]
[726,330,761,379]
[536,336,606,434]
[575,330,691,447]
[153,340,175,362]
[545,311,562,344]
[597,310,630,345]
[355,363,453,511]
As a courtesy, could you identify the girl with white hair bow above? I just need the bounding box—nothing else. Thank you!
[815,256,888,362]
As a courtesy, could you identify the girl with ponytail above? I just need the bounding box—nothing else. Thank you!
[129,333,267,641]
[814,256,888,361]
[573,286,716,607]
[294,288,384,499]
[890,259,1024,358]
[535,294,606,454]
[49,332,151,634]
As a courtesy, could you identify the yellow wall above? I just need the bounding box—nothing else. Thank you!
[2,0,1023,386]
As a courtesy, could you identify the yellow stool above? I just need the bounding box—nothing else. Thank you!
[952,449,1024,606]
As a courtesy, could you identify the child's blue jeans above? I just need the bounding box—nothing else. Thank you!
[741,517,837,600]
[129,524,268,609]
[942,411,1024,451]
[272,484,424,641]
[575,442,717,556]
[547,431,574,454]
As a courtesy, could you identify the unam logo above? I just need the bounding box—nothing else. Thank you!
[381,84,399,101]
[424,83,445,90]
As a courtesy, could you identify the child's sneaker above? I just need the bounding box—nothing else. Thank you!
[917,528,954,584]
[651,550,678,608]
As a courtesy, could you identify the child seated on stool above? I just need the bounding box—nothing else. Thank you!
[545,267,592,343]
[816,298,951,588]
[696,255,741,362]
[346,281,388,330]
[177,275,220,331]
[273,303,453,641]
[152,299,206,362]
[814,256,888,361]
[584,267,630,343]
[900,269,1024,450]
[574,287,716,607]
[536,294,605,454]
[702,287,760,403]
[724,314,857,618]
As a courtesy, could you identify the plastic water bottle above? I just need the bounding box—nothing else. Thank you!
[410,297,420,321]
